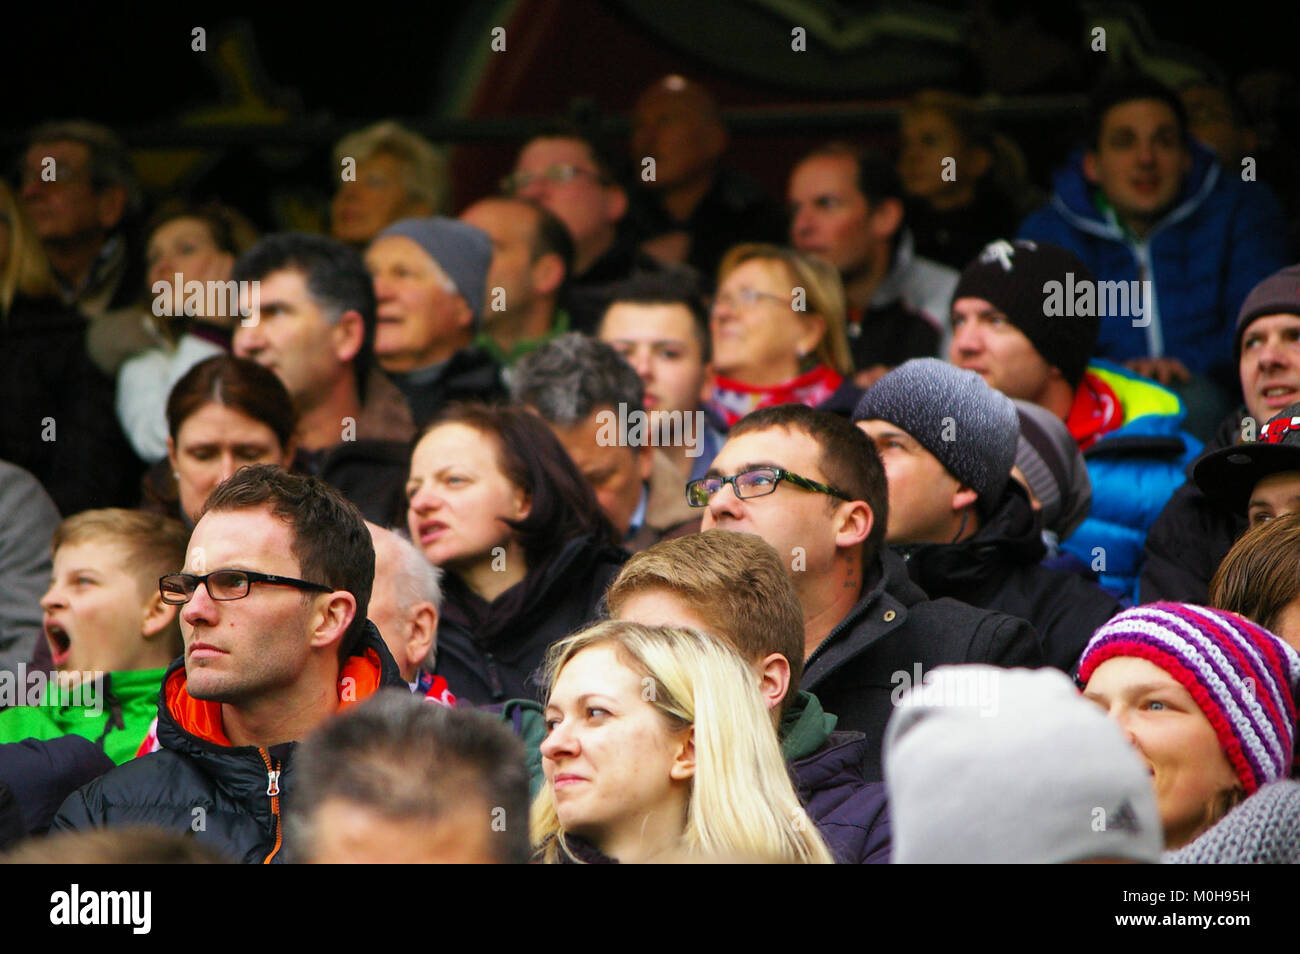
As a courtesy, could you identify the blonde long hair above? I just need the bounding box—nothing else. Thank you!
[0,179,57,313]
[531,620,834,864]
[717,243,854,378]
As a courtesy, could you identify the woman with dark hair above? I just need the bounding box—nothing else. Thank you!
[405,402,625,704]
[141,355,297,526]
[116,202,259,463]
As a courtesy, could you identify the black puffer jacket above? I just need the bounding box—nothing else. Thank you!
[1140,409,1247,605]
[435,535,628,705]
[52,621,405,864]
[801,548,1044,783]
[898,484,1122,673]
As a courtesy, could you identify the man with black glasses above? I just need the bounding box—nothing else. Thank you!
[54,466,406,863]
[691,403,1041,781]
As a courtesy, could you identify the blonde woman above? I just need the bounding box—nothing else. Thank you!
[707,243,859,428]
[533,620,834,864]
[0,179,58,313]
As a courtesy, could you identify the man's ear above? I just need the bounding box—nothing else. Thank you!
[405,601,438,673]
[755,652,791,712]
[638,445,655,483]
[311,591,358,652]
[530,251,566,298]
[669,726,696,782]
[951,484,979,515]
[141,592,179,639]
[333,309,366,364]
[868,197,904,241]
[1082,151,1100,185]
[95,185,128,231]
[833,500,874,550]
[603,184,629,226]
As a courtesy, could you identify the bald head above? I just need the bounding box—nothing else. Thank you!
[632,75,727,192]
[366,522,442,683]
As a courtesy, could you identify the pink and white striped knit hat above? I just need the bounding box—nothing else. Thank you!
[1077,602,1300,795]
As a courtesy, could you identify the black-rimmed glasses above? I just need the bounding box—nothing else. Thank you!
[685,467,852,508]
[159,570,334,605]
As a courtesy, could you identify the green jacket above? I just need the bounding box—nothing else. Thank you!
[0,667,167,765]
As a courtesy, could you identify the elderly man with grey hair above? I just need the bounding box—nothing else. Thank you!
[510,332,699,551]
[365,523,454,704]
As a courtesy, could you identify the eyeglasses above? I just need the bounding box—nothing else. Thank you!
[500,164,602,194]
[711,287,794,311]
[158,569,334,605]
[685,466,852,508]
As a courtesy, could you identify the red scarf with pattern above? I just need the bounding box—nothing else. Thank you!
[708,365,844,428]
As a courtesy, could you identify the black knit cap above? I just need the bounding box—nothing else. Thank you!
[952,240,1100,389]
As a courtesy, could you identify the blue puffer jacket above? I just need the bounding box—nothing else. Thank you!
[1018,142,1288,388]
[1060,362,1202,604]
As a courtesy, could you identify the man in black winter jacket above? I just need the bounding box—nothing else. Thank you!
[1142,264,1300,604]
[53,466,407,863]
[692,403,1043,782]
[856,359,1120,672]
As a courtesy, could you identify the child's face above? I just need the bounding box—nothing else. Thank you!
[40,541,153,674]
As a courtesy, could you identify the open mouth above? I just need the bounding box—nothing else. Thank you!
[45,622,72,667]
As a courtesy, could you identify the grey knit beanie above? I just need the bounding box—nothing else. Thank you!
[1013,398,1092,541]
[884,665,1164,864]
[854,358,1019,503]
[1164,779,1300,864]
[375,216,492,324]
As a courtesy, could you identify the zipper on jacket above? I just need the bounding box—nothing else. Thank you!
[259,748,283,864]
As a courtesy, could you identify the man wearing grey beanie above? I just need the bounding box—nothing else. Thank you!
[365,216,506,427]
[884,665,1163,863]
[856,359,1119,673]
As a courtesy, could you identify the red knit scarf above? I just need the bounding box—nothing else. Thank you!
[708,365,844,428]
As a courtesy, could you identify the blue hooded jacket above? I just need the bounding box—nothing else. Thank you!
[1018,141,1288,388]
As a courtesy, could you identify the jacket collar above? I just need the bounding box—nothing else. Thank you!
[157,619,403,751]
[802,550,917,687]
[779,690,838,762]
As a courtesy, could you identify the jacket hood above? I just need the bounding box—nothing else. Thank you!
[898,483,1045,596]
[157,618,404,750]
[1048,140,1221,236]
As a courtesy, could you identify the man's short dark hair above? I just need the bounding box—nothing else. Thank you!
[25,119,143,219]
[290,690,530,864]
[232,233,378,400]
[1086,73,1189,151]
[511,332,645,423]
[800,142,904,206]
[599,268,711,363]
[202,465,374,659]
[521,122,630,191]
[729,404,889,560]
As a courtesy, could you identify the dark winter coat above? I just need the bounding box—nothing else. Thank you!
[51,621,406,863]
[898,484,1122,673]
[388,345,506,430]
[1140,409,1247,605]
[435,535,627,705]
[781,690,890,863]
[293,438,410,528]
[801,548,1044,782]
[0,736,115,848]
